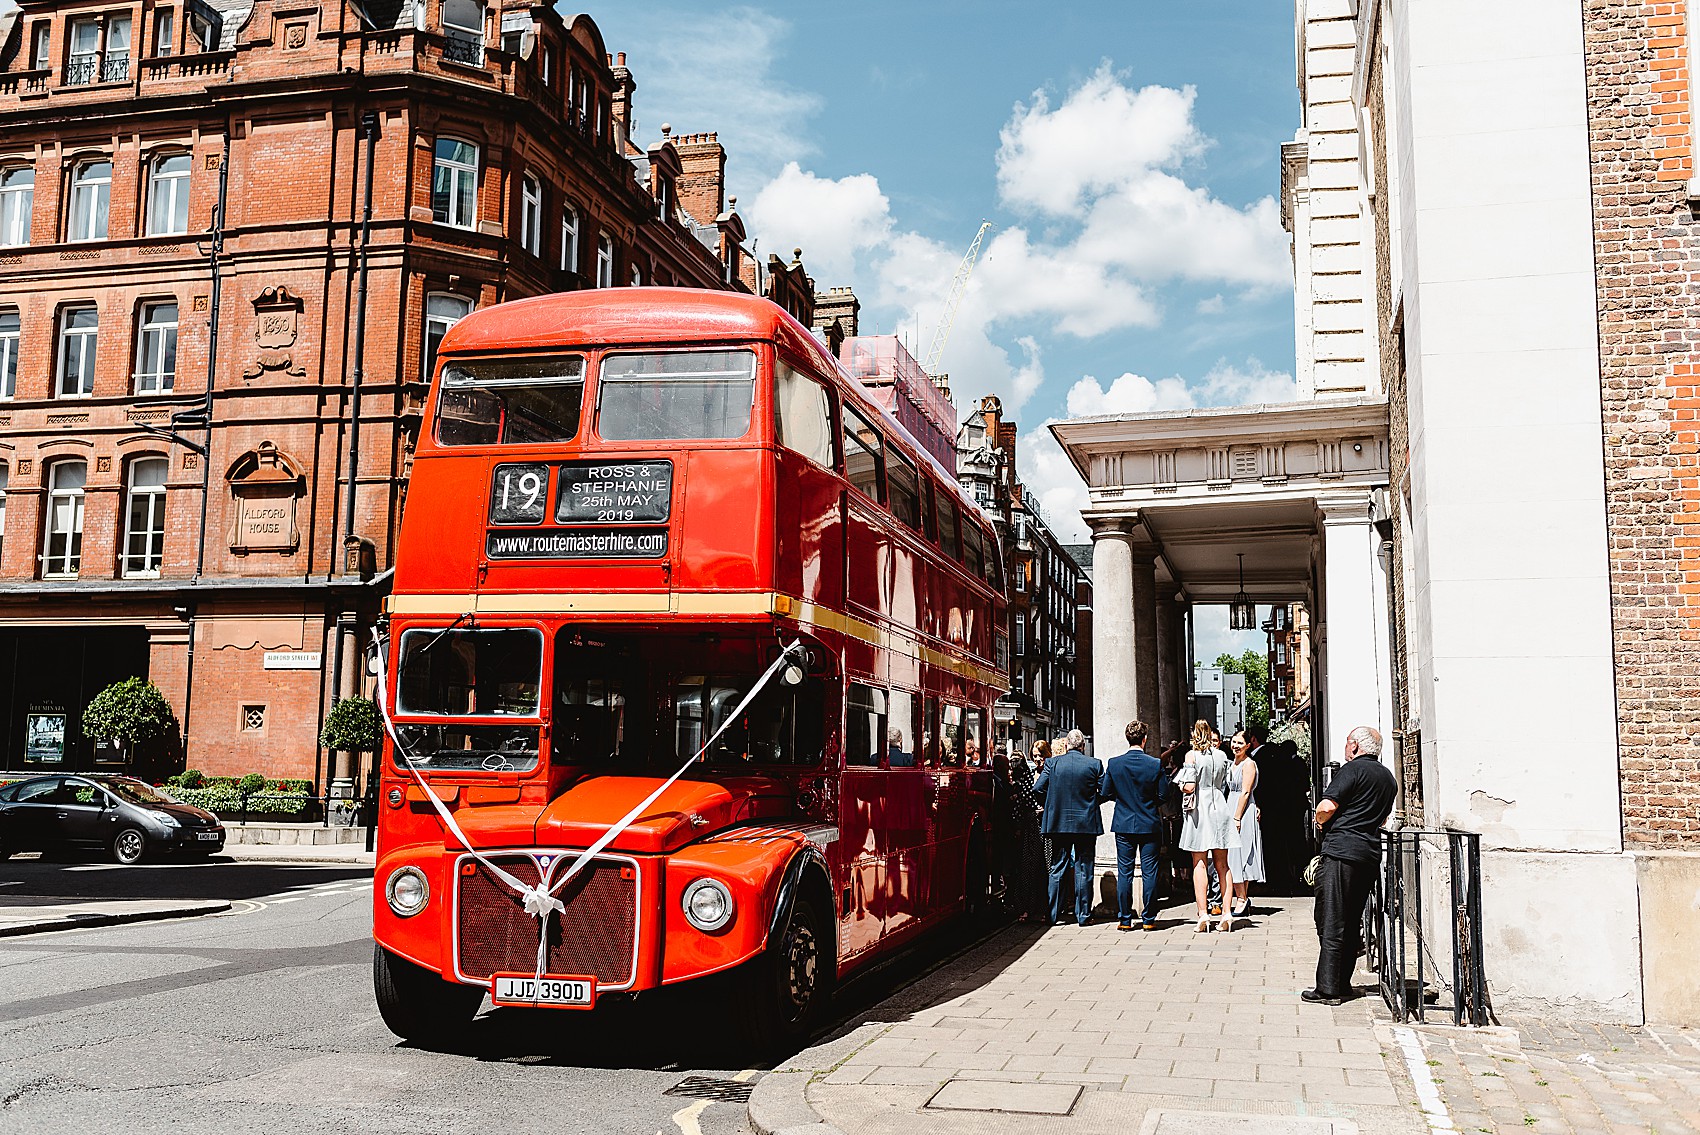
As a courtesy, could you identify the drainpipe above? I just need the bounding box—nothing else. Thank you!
[1378,538,1406,826]
[192,140,227,582]
[329,111,380,789]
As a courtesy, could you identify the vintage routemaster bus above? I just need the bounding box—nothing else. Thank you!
[371,288,1008,1046]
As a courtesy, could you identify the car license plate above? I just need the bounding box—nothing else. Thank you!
[491,973,595,1009]
[194,831,220,842]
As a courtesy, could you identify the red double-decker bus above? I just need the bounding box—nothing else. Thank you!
[371,288,1008,1046]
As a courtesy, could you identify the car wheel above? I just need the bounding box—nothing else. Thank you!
[372,945,484,1047]
[736,891,831,1054]
[111,827,147,865]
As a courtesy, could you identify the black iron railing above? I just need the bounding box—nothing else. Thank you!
[1366,829,1492,1026]
[440,33,485,67]
[65,52,130,86]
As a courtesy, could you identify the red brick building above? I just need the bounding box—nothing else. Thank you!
[0,0,806,786]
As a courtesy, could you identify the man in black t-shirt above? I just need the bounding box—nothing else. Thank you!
[1303,725,1397,1005]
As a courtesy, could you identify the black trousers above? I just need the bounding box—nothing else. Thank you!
[1313,854,1377,997]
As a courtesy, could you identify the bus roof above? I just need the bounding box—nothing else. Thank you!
[435,287,994,536]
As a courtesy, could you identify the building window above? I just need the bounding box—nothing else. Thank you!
[31,23,50,70]
[440,0,485,65]
[242,705,266,732]
[560,204,578,272]
[0,167,32,247]
[136,301,178,393]
[595,231,613,287]
[0,463,7,561]
[153,9,176,56]
[541,44,554,86]
[67,13,131,85]
[146,153,191,236]
[431,138,478,229]
[58,306,99,397]
[67,160,111,242]
[519,174,542,256]
[0,309,16,399]
[44,461,87,577]
[189,9,217,51]
[629,263,642,287]
[123,457,168,577]
[423,293,472,379]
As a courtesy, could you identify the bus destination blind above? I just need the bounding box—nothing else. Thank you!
[555,460,673,524]
[485,527,668,560]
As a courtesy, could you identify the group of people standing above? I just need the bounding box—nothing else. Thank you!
[995,719,1277,932]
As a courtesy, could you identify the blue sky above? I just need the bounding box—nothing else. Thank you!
[584,2,1297,662]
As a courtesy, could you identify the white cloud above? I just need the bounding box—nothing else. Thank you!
[997,65,1205,217]
[1064,371,1193,418]
[1195,358,1299,405]
[745,163,892,285]
[1017,426,1092,544]
[1196,294,1225,315]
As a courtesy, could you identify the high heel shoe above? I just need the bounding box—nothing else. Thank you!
[1217,916,1234,933]
[1194,916,1210,933]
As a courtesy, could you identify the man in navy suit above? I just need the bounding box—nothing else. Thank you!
[1035,736,1104,926]
[1100,720,1172,931]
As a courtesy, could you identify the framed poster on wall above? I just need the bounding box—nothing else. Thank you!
[24,712,66,764]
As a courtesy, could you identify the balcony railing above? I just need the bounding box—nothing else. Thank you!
[65,52,131,86]
[441,32,485,67]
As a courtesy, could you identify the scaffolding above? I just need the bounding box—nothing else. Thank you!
[842,335,958,473]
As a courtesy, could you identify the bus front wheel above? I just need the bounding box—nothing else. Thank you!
[737,891,831,1053]
[372,944,484,1046]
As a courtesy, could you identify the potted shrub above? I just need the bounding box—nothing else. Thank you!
[320,696,381,754]
[82,677,175,766]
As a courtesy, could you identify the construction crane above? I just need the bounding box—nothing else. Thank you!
[922,220,992,379]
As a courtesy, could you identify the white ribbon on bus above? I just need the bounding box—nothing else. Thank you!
[370,629,804,998]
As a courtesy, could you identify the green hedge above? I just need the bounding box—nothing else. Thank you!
[164,775,314,817]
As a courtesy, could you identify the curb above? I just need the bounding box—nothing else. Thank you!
[0,899,232,937]
[747,1071,847,1135]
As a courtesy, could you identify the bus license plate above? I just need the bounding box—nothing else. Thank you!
[491,974,596,1009]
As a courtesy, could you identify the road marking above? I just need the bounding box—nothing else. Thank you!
[670,1099,709,1135]
[1391,1025,1456,1132]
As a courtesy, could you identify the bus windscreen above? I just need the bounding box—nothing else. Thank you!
[596,349,756,441]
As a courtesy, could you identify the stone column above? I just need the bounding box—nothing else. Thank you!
[1089,519,1137,756]
[1131,548,1159,730]
[1317,492,1388,768]
[1156,596,1183,749]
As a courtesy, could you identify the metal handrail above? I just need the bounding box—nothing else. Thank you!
[1366,828,1493,1026]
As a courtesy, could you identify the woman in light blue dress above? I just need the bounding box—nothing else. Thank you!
[1177,719,1238,932]
[1227,730,1265,917]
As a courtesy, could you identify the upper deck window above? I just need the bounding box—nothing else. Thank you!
[435,356,585,446]
[597,349,756,442]
[841,405,884,503]
[773,362,834,467]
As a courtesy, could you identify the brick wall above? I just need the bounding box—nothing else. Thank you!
[1583,0,1700,846]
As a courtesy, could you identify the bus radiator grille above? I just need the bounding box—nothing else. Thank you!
[456,856,638,985]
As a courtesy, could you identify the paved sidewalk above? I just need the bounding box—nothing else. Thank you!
[760,896,1426,1135]
[0,897,229,936]
[1404,1014,1700,1134]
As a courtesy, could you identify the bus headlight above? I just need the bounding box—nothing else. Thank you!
[385,866,430,917]
[681,878,734,932]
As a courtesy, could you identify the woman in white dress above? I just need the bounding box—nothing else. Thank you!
[1177,719,1238,932]
[1227,730,1266,917]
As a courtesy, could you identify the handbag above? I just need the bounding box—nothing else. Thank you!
[1303,855,1323,887]
[1172,766,1197,813]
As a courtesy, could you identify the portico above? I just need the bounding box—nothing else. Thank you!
[1052,397,1392,779]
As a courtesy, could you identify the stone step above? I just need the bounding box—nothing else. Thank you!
[223,824,368,846]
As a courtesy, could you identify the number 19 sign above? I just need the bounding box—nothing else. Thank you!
[489,463,551,526]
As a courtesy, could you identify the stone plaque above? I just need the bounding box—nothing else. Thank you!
[234,491,298,551]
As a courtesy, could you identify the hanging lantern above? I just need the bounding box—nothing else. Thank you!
[1229,552,1256,630]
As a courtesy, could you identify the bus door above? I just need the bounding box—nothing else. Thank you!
[839,682,887,959]
[931,702,971,909]
[882,688,927,935]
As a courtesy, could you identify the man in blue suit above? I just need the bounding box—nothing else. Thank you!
[1035,736,1104,926]
[1100,720,1172,931]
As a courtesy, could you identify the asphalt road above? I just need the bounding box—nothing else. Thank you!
[0,856,1001,1135]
